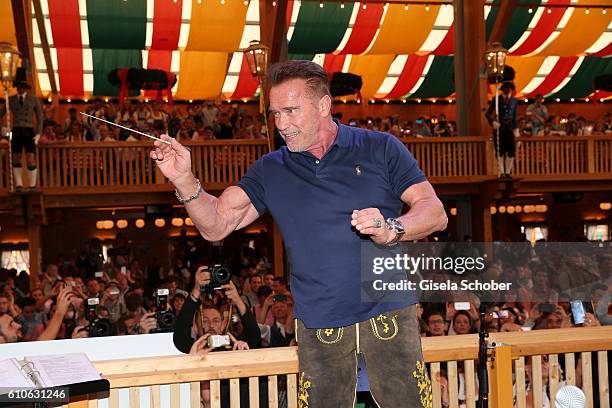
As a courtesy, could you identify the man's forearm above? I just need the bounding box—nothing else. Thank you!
[37,311,64,341]
[398,199,447,241]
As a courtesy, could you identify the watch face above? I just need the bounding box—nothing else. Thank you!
[387,218,405,233]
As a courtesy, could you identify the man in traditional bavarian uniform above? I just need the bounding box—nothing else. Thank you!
[486,81,519,178]
[0,69,43,191]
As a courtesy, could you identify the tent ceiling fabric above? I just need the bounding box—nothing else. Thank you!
[9,0,608,100]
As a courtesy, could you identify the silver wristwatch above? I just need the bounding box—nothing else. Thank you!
[385,218,405,246]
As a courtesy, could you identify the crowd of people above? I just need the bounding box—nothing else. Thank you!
[23,99,270,145]
[0,231,609,407]
[1,234,608,343]
[3,97,609,146]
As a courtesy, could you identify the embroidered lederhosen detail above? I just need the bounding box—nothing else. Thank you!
[369,313,399,341]
[315,327,344,344]
[298,372,312,408]
[412,360,433,408]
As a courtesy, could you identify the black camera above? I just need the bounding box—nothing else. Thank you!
[200,264,231,296]
[85,298,112,337]
[152,288,176,333]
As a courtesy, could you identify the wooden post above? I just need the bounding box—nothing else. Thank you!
[27,223,41,290]
[453,0,489,137]
[488,344,513,408]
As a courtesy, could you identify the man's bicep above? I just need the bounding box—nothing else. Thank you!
[399,180,439,207]
[217,186,261,230]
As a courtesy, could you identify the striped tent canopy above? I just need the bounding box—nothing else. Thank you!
[0,0,610,100]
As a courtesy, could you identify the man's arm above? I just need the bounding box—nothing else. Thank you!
[152,135,261,242]
[351,181,447,244]
[180,184,260,242]
[396,181,448,241]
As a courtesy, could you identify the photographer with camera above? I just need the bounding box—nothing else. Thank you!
[173,265,261,354]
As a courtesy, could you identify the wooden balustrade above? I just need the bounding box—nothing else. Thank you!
[76,327,611,408]
[513,135,612,180]
[401,136,491,181]
[1,135,611,195]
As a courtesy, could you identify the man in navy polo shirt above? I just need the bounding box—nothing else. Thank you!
[151,60,447,407]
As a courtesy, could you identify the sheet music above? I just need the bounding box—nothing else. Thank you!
[24,353,101,388]
[0,358,36,389]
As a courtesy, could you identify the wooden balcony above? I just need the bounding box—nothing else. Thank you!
[0,135,610,198]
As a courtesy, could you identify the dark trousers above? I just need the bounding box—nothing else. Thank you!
[296,304,432,407]
[493,127,516,157]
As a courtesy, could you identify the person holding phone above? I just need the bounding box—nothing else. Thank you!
[152,60,447,407]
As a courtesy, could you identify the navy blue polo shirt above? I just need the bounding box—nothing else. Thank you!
[238,123,426,328]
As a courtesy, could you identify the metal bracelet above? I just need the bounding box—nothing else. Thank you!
[175,178,202,204]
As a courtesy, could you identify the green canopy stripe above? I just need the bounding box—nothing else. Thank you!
[502,0,541,49]
[86,0,146,49]
[288,2,353,54]
[550,57,612,99]
[408,56,455,98]
[92,49,142,96]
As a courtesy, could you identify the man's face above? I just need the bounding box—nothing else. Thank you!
[250,276,262,293]
[202,308,223,335]
[264,274,274,287]
[271,300,289,320]
[269,79,325,153]
[31,289,43,301]
[173,296,185,312]
[0,314,22,342]
[17,85,27,94]
[427,314,445,336]
[88,279,100,295]
[22,305,36,321]
[0,296,9,314]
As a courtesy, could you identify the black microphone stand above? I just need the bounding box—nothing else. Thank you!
[477,302,493,408]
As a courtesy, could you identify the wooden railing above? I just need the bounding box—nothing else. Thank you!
[401,136,491,181]
[1,135,610,195]
[515,135,612,180]
[84,327,611,408]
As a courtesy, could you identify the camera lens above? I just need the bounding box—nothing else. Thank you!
[213,266,231,284]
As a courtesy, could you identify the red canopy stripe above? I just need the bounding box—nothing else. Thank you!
[323,54,347,74]
[151,0,182,50]
[286,0,295,34]
[48,0,83,96]
[339,3,385,55]
[144,50,173,98]
[431,24,454,55]
[231,54,260,98]
[592,43,612,57]
[592,90,612,100]
[384,54,429,98]
[510,0,570,56]
[527,56,579,96]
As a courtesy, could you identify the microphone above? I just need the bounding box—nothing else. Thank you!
[555,385,586,408]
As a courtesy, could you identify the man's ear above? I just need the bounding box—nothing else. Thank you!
[318,94,332,117]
